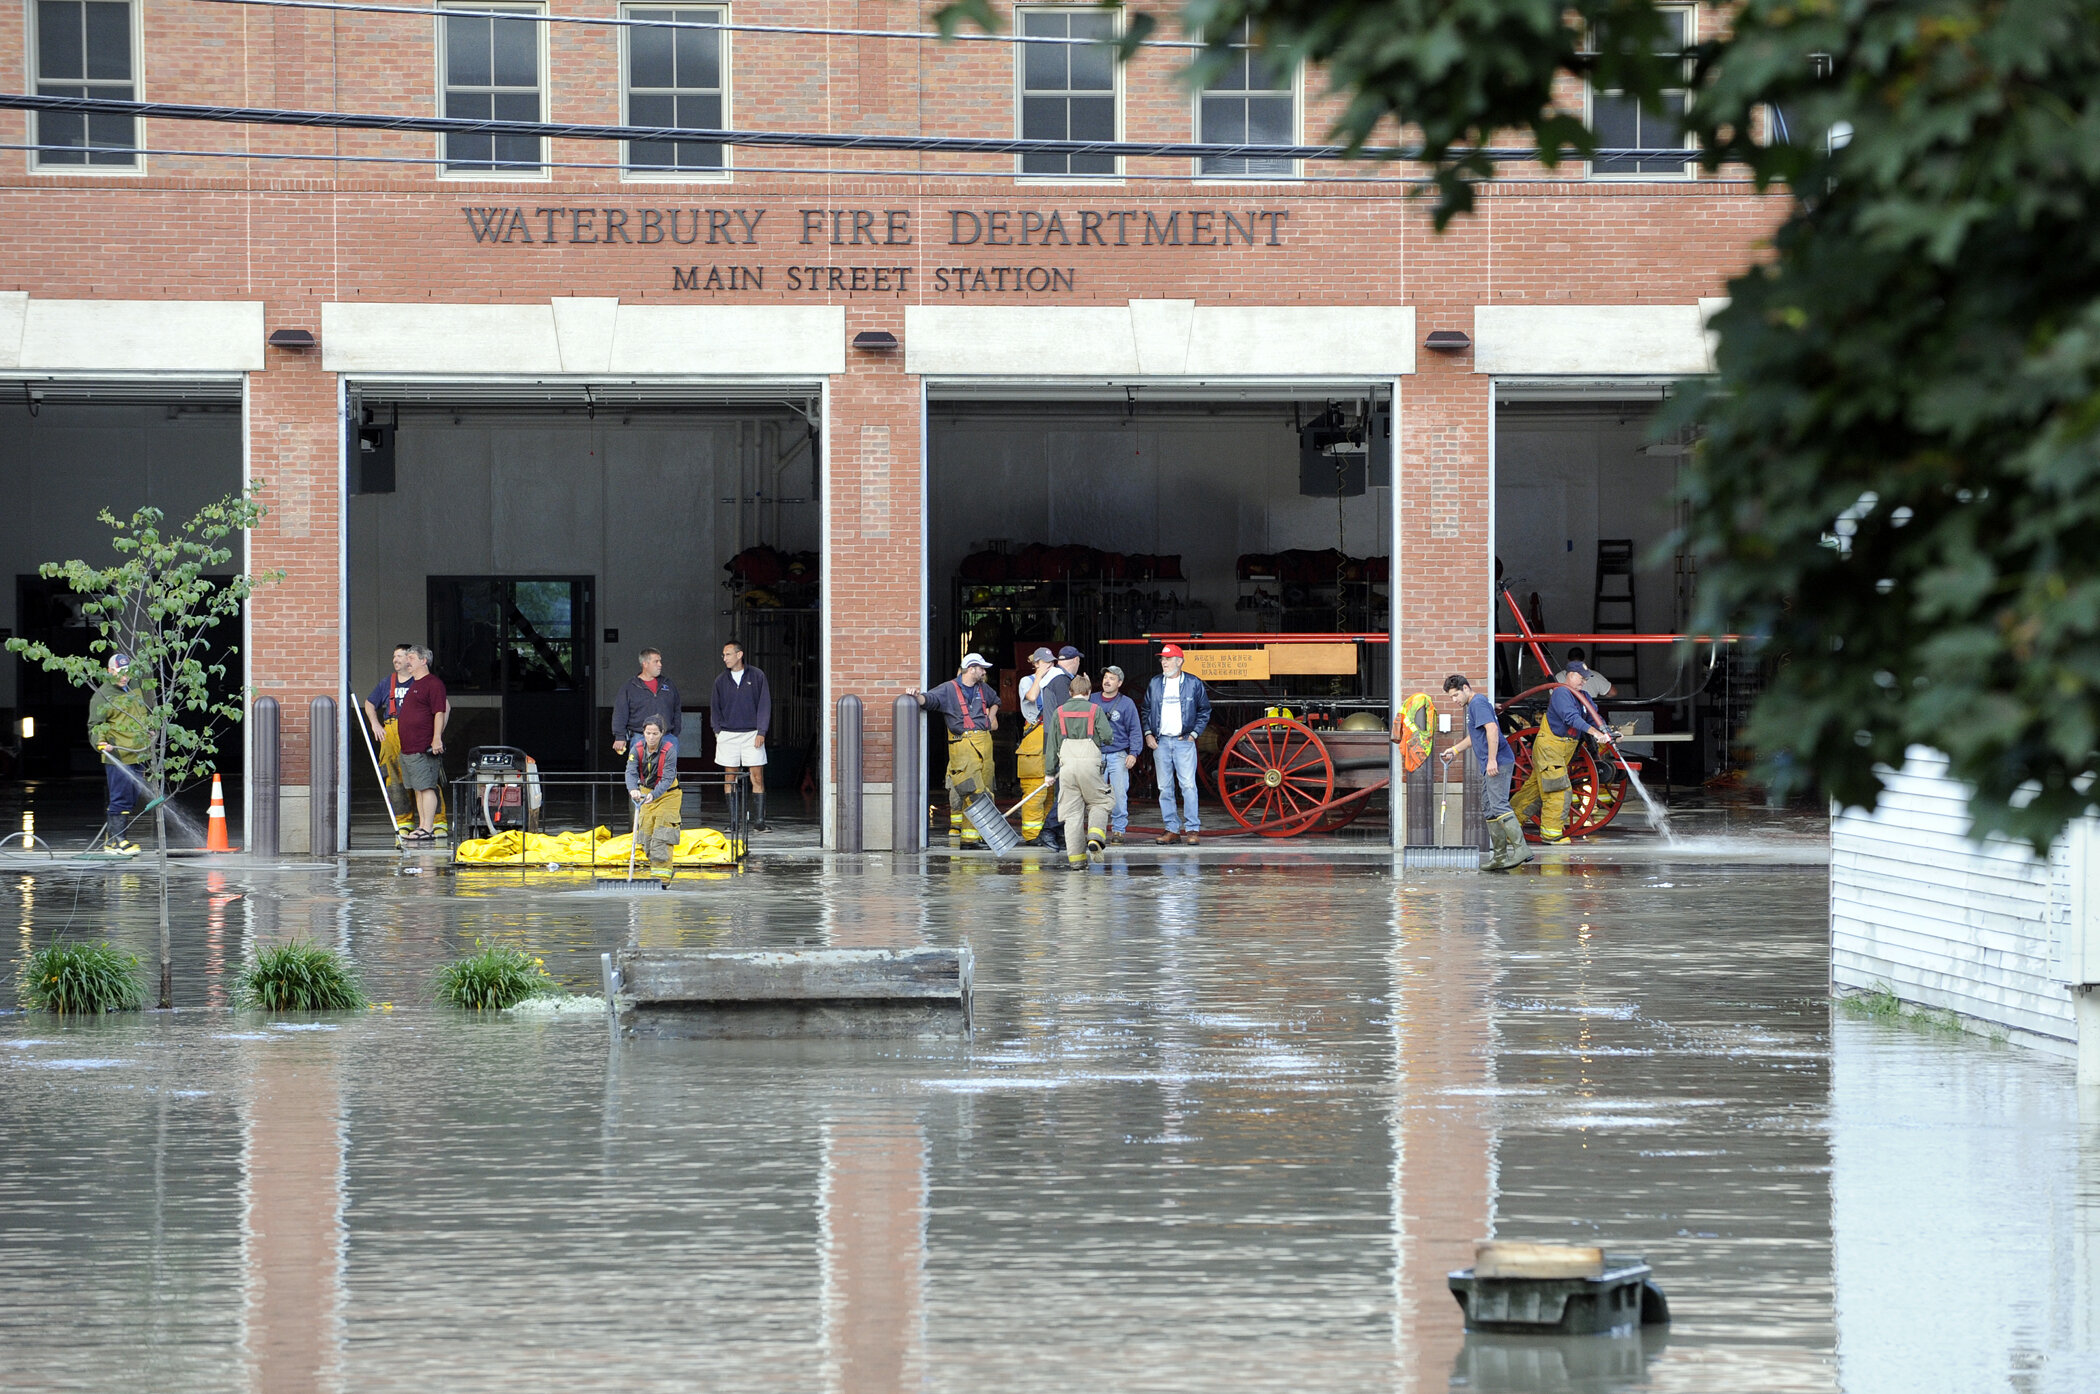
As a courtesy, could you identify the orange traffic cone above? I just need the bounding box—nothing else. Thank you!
[206,773,231,852]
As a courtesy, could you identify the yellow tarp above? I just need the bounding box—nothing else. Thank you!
[453,825,738,867]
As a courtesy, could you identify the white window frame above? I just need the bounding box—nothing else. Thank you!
[1013,4,1122,184]
[620,3,732,182]
[25,0,146,176]
[435,1,550,182]
[1191,17,1300,183]
[1583,4,1697,180]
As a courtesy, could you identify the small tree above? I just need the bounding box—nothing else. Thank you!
[5,485,279,1008]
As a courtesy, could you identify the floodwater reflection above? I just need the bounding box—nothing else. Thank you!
[0,849,2093,1391]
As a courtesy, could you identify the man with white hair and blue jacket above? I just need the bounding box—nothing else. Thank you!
[1142,643,1212,844]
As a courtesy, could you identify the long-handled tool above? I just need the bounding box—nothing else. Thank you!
[350,688,404,839]
[594,800,662,890]
[1005,780,1053,821]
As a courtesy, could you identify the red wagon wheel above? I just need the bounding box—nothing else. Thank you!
[1217,717,1335,837]
[1504,723,1628,842]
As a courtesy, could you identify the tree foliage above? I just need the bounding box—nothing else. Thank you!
[5,485,279,794]
[934,0,2100,847]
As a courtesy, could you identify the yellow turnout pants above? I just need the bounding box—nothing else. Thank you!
[1512,729,1580,838]
[635,785,683,868]
[946,730,995,843]
[1014,723,1048,838]
[1055,742,1111,865]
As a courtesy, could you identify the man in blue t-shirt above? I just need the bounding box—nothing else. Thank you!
[1444,674,1531,871]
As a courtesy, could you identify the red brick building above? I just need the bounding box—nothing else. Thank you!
[0,1,1778,847]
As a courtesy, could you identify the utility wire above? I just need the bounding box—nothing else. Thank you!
[0,92,1695,165]
[0,140,1473,183]
[191,0,1213,49]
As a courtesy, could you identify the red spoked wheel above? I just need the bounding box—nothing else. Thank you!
[1217,717,1335,837]
[1505,724,1629,842]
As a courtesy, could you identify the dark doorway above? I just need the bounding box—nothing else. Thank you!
[13,575,246,780]
[427,576,596,769]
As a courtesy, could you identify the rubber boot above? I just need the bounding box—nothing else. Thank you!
[1494,812,1533,868]
[752,792,769,832]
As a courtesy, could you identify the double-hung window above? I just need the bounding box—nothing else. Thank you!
[623,6,727,174]
[1587,6,1695,177]
[31,0,137,168]
[441,4,545,174]
[1016,6,1117,178]
[1197,18,1294,177]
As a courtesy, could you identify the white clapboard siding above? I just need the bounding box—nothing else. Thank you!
[1831,749,2077,1052]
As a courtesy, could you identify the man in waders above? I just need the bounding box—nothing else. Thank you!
[362,643,438,837]
[911,654,1000,846]
[88,653,151,856]
[1013,646,1057,845]
[1444,674,1530,870]
[625,717,682,873]
[1042,671,1113,871]
[1510,661,1613,843]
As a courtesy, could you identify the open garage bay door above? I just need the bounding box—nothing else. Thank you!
[928,385,1394,843]
[345,378,823,841]
[1,375,246,820]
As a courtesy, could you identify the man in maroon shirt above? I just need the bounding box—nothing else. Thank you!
[396,645,450,842]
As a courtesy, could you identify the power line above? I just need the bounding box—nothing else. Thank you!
[191,0,1213,49]
[0,140,1461,183]
[2,140,1743,187]
[1,91,1686,166]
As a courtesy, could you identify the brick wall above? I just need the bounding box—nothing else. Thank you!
[0,4,1785,831]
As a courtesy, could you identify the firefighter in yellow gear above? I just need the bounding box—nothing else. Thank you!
[626,719,682,873]
[912,654,1001,845]
[1013,646,1058,842]
[1510,661,1613,842]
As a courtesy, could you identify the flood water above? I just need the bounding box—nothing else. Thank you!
[2,833,2095,1392]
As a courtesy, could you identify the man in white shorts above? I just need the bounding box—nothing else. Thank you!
[711,640,773,831]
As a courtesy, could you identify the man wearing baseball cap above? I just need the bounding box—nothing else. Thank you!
[1013,646,1058,845]
[1510,661,1614,844]
[1092,665,1142,842]
[1022,645,1084,846]
[910,654,1001,846]
[88,653,152,855]
[1142,643,1212,844]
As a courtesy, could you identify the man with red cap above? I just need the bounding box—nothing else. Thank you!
[1142,643,1212,844]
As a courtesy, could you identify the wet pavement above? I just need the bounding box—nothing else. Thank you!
[2,811,2096,1393]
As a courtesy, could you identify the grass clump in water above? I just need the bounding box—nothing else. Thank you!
[18,942,146,1013]
[1838,984,1975,1037]
[1840,984,1904,1019]
[435,943,557,1010]
[240,940,368,1011]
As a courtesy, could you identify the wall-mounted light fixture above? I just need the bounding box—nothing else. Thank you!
[18,716,33,739]
[267,329,317,350]
[1424,330,1471,353]
[852,330,900,351]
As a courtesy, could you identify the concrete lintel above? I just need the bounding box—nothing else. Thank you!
[321,299,847,376]
[1473,304,1715,377]
[1,295,264,372]
[905,300,1416,378]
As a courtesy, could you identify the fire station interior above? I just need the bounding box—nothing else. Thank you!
[345,387,820,841]
[927,386,1395,839]
[0,379,246,841]
[1493,394,1739,786]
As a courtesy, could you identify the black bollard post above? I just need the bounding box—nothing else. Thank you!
[252,697,280,857]
[836,695,864,852]
[309,696,338,857]
[891,694,923,854]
